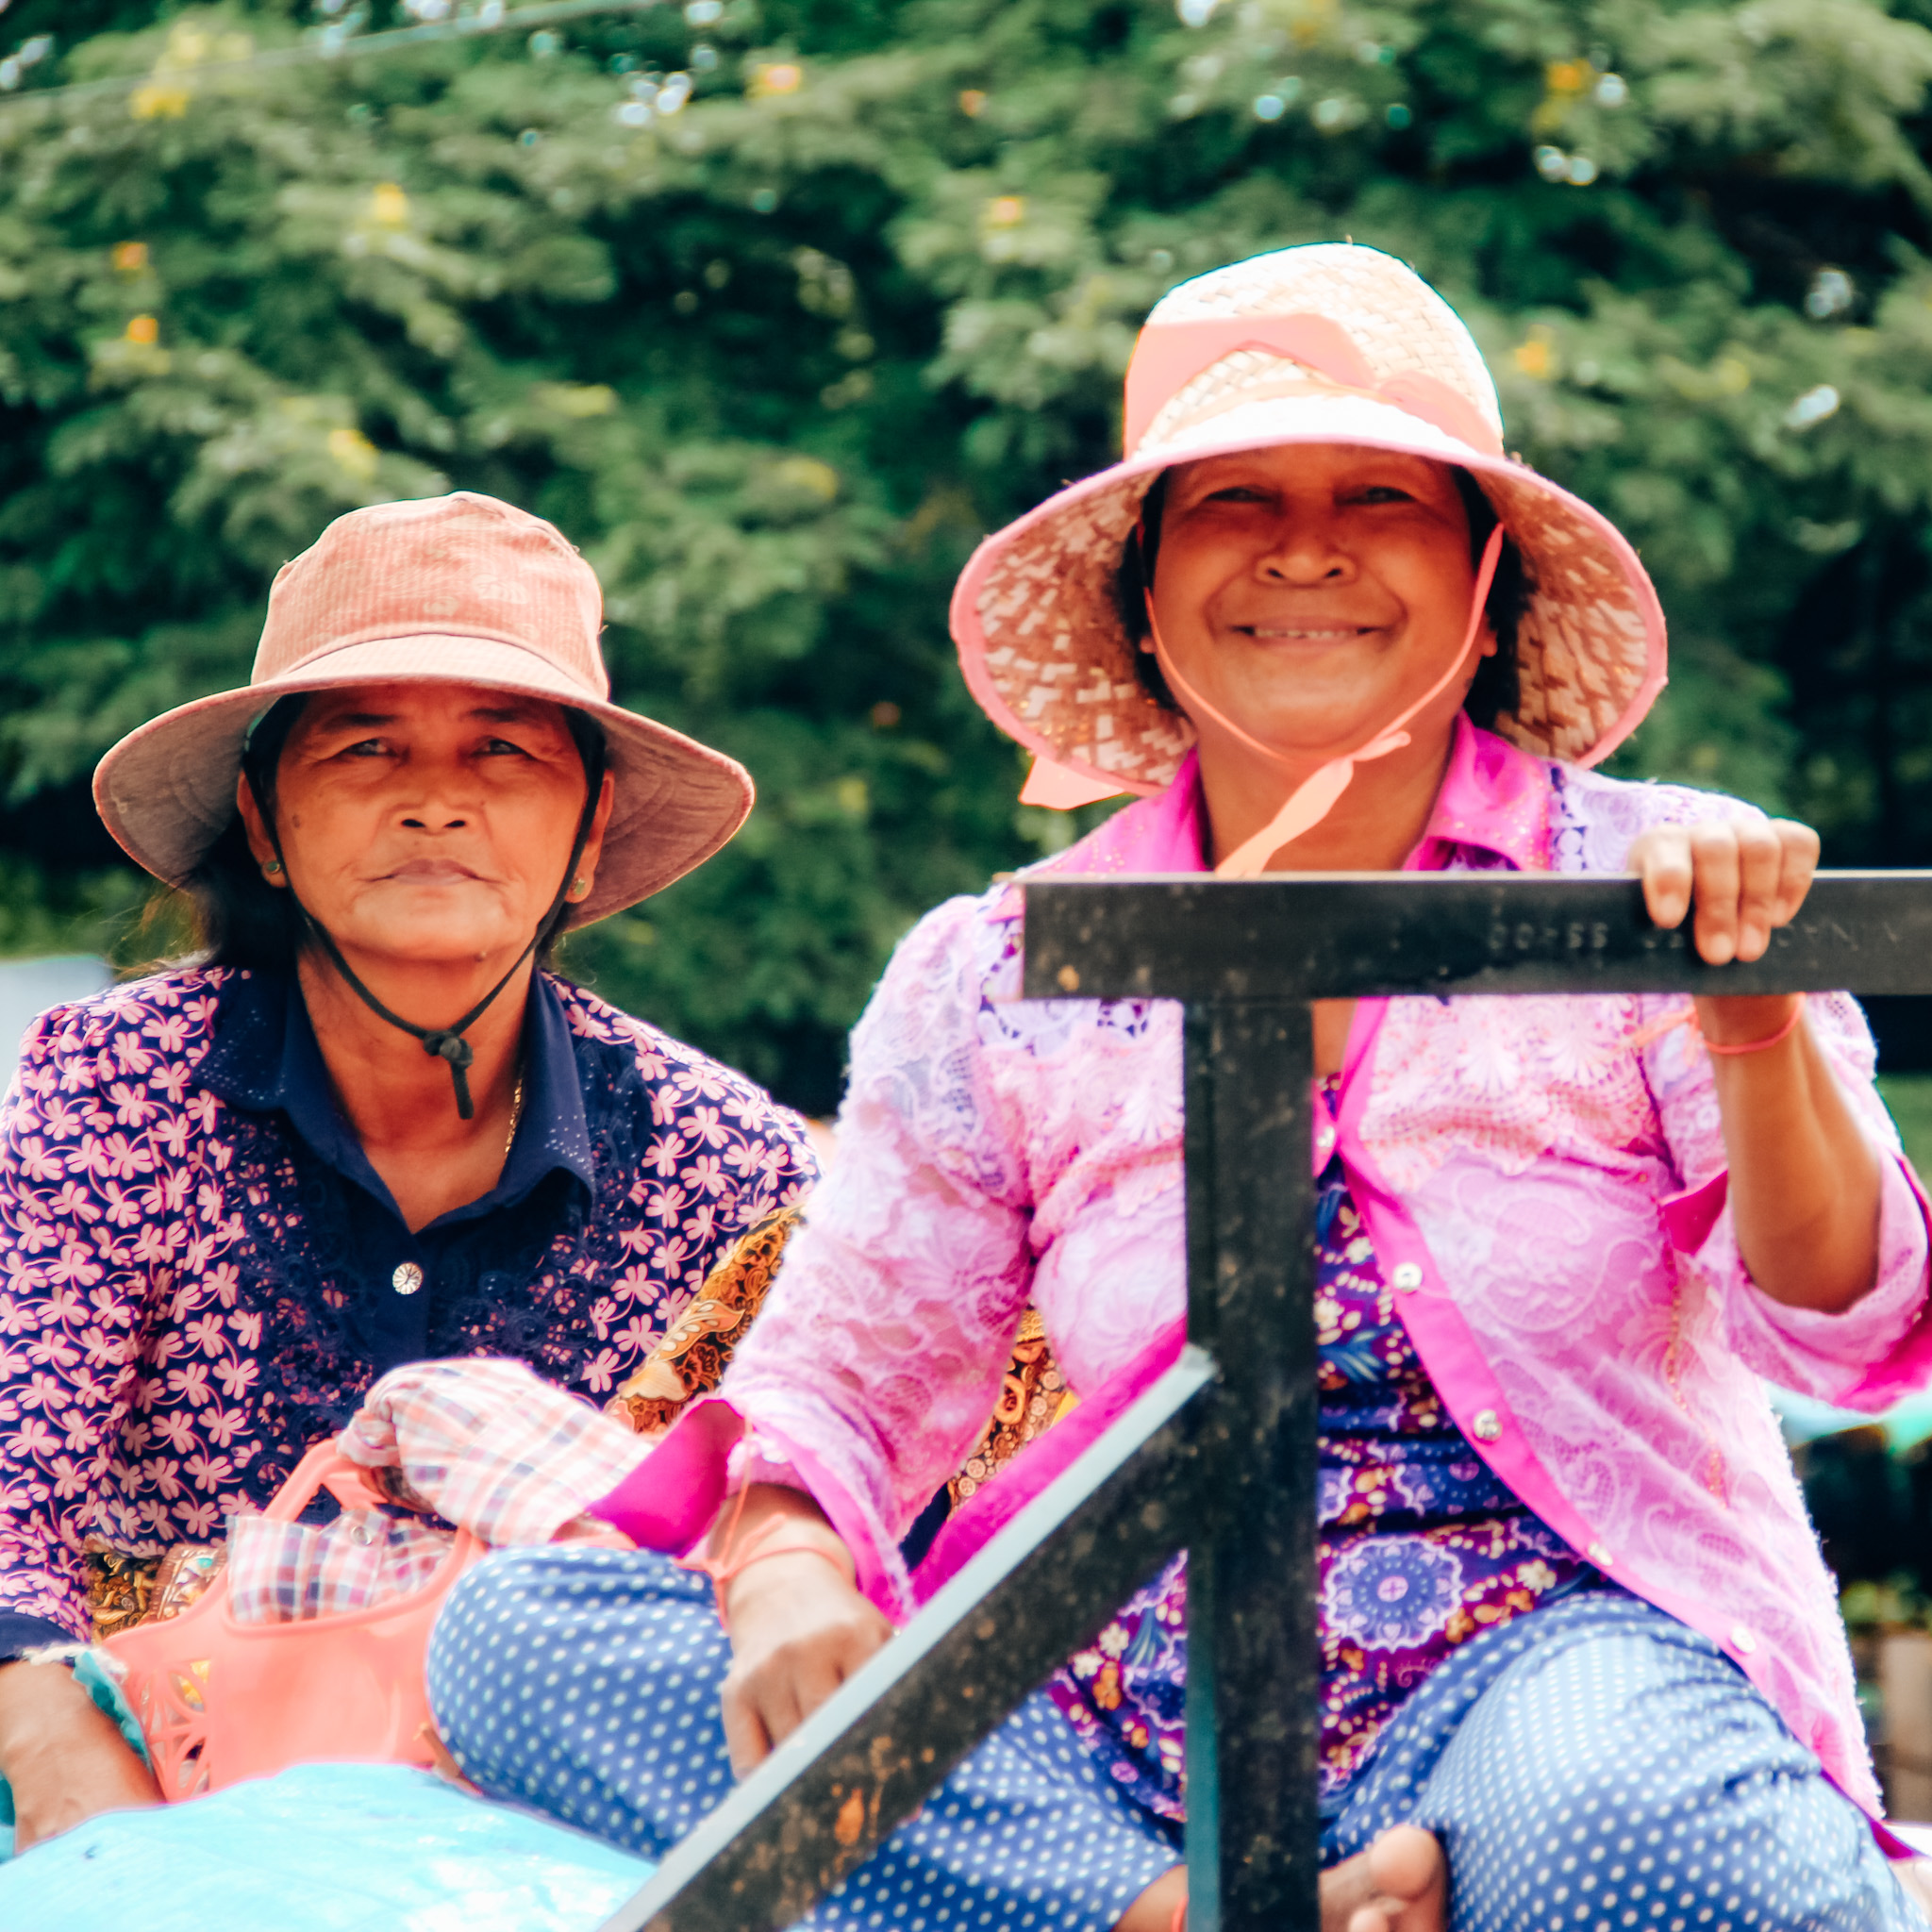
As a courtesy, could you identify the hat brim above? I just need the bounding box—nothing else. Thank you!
[92,632,754,927]
[950,391,1667,796]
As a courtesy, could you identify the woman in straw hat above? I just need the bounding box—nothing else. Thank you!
[426,248,1929,1930]
[0,491,815,1851]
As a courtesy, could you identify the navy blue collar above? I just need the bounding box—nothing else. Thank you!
[199,966,594,1229]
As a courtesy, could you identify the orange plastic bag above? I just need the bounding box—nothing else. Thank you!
[105,1441,485,1801]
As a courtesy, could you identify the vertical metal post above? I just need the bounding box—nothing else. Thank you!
[1183,1000,1321,1930]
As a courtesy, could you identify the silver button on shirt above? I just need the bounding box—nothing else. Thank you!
[391,1261,425,1296]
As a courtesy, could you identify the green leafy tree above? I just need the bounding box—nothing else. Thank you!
[6,0,1932,1106]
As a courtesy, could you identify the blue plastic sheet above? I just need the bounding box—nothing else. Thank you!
[0,1760,654,1931]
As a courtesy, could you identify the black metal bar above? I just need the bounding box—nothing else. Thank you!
[1183,1000,1320,1931]
[598,1352,1221,1932]
[1023,871,1932,1003]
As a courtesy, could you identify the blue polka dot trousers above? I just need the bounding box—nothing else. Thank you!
[428,1553,1916,1932]
[426,1547,1181,1931]
[1324,1588,1918,1932]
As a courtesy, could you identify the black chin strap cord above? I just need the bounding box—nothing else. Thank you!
[246,738,606,1121]
[294,909,543,1120]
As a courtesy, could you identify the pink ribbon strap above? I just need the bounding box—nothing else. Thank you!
[1123,313,1505,459]
[1019,756,1127,808]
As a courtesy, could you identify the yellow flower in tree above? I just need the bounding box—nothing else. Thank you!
[111,242,149,275]
[1533,58,1592,134]
[982,195,1026,230]
[749,62,803,98]
[1512,332,1554,379]
[125,315,159,346]
[129,24,250,120]
[534,382,619,419]
[326,427,379,480]
[131,83,191,119]
[774,454,840,499]
[370,183,409,226]
[1287,0,1336,44]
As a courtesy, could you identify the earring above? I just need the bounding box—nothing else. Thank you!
[262,858,283,876]
[571,875,589,897]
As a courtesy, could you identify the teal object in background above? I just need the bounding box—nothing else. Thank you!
[1770,1384,1932,1453]
[0,1762,652,1930]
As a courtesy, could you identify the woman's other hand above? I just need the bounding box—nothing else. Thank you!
[1630,816,1820,967]
[1630,813,1882,1314]
[0,1658,160,1853]
[716,1484,893,1778]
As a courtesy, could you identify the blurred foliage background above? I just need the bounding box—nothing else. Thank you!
[8,0,1932,1108]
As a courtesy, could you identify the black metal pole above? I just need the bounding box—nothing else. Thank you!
[1183,1000,1320,1930]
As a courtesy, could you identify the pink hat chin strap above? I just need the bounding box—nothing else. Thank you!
[1147,523,1505,877]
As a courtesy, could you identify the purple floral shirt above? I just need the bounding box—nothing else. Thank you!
[1049,1093,1588,1817]
[0,966,815,1649]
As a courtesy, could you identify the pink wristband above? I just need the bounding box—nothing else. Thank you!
[1702,994,1806,1057]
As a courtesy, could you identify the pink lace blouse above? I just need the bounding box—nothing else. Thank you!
[670,719,1932,1823]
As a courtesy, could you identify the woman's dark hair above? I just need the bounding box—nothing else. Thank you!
[1114,464,1530,729]
[178,694,608,974]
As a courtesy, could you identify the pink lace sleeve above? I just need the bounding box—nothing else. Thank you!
[1557,766,1931,1402]
[714,894,1037,1613]
[1648,992,1931,1402]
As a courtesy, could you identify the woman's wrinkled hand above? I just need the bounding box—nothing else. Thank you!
[0,1659,161,1854]
[1628,816,1820,966]
[715,1488,892,1778]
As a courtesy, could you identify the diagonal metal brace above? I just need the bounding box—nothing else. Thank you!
[597,1349,1222,1932]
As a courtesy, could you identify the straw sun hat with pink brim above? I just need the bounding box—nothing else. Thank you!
[950,242,1666,864]
[92,491,755,1116]
[93,490,753,928]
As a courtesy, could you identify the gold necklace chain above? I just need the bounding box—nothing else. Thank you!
[505,1074,525,1158]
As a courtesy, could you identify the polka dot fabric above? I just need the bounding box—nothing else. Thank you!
[431,1556,1912,1932]
[1324,1589,1919,1932]
[427,1547,1181,1930]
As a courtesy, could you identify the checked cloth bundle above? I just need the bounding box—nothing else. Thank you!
[225,1357,651,1624]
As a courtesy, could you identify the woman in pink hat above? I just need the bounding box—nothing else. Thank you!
[429,248,1929,1931]
[0,493,815,1852]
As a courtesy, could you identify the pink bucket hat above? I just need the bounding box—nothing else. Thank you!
[93,491,753,925]
[949,242,1667,807]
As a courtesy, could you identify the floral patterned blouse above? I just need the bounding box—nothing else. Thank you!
[0,965,815,1654]
[1048,1089,1590,1819]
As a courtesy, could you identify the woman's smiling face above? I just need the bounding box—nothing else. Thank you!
[1146,442,1490,761]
